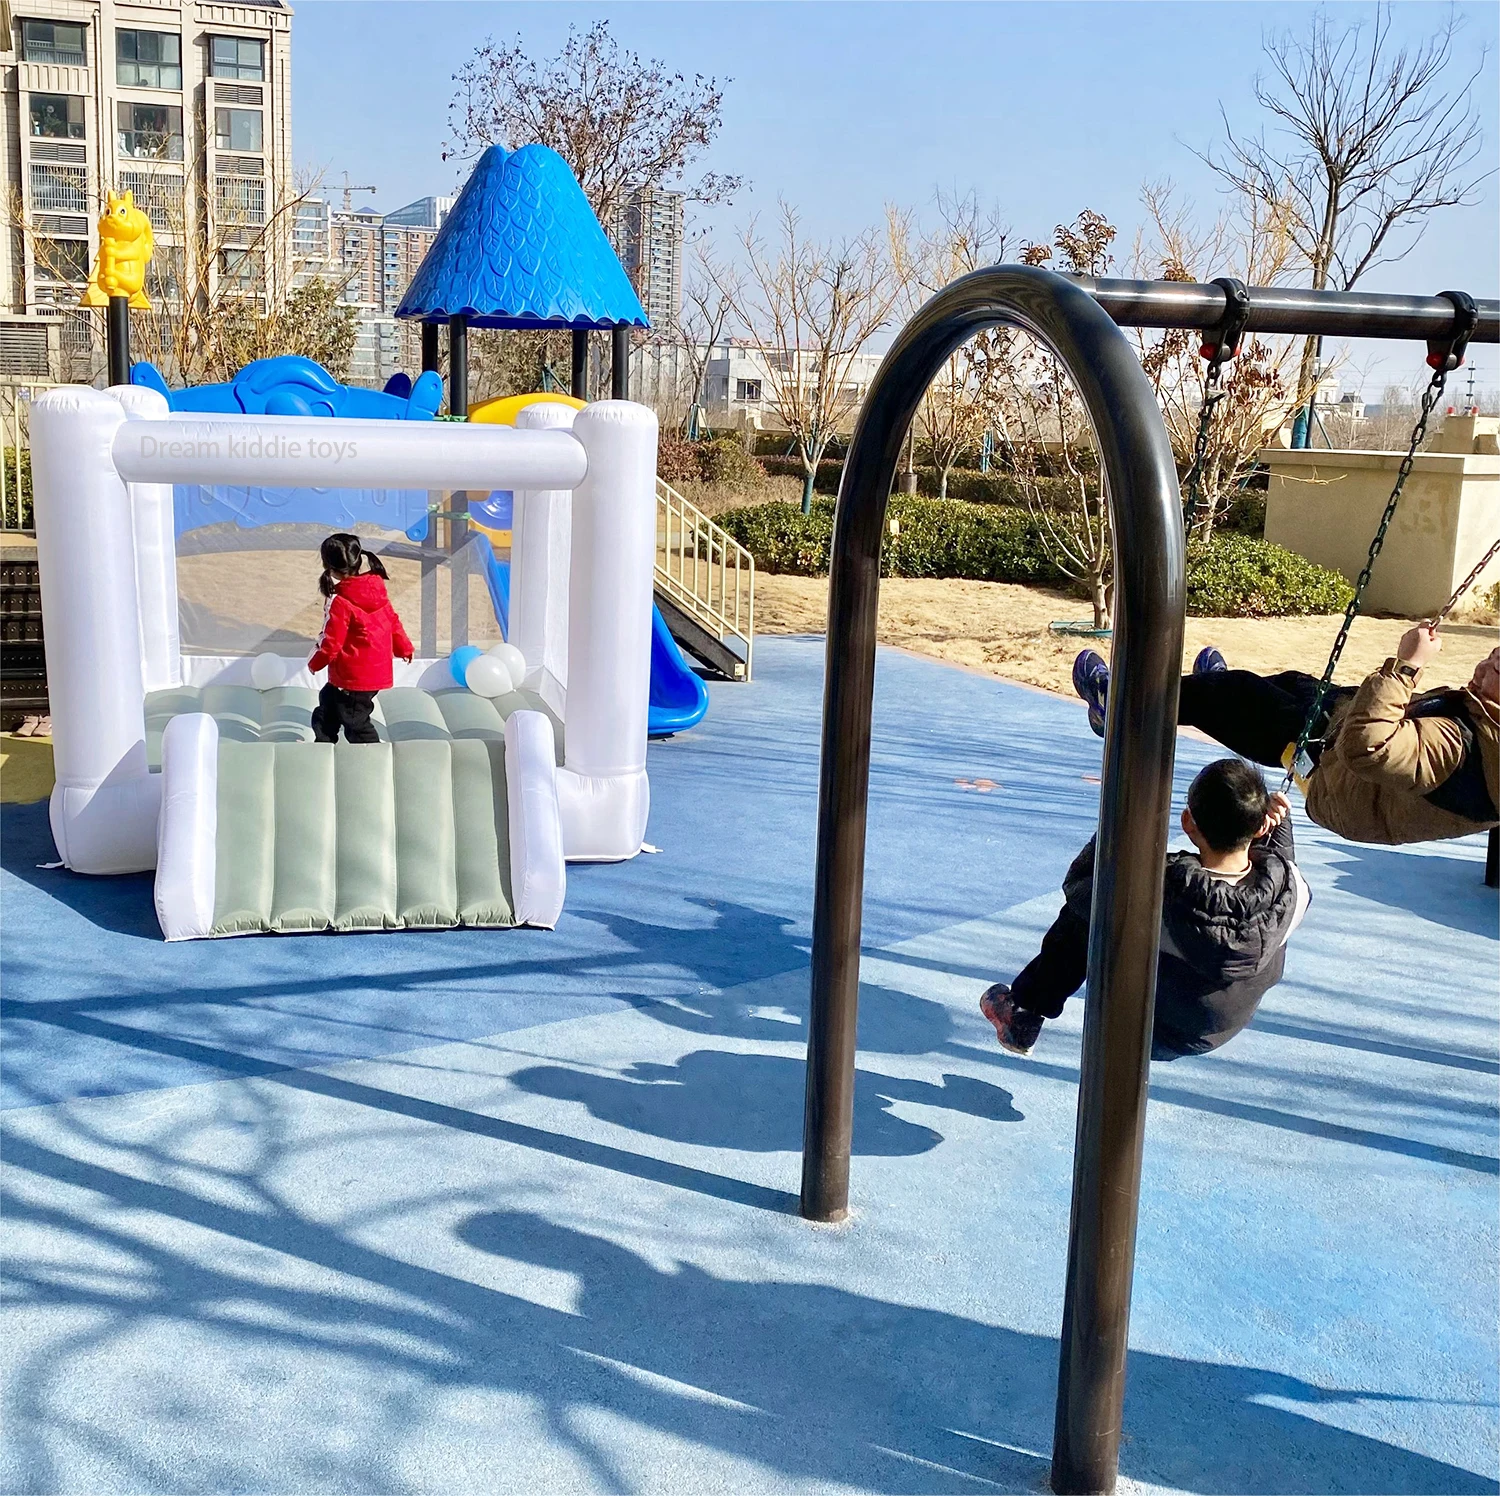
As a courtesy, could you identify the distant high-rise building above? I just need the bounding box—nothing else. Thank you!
[0,0,294,377]
[615,185,683,331]
[382,196,452,231]
[321,202,442,386]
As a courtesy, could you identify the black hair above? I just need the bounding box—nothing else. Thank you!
[1187,757,1269,852]
[318,532,388,598]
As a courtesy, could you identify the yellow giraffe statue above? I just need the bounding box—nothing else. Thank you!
[80,189,154,309]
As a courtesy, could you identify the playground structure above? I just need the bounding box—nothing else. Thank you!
[803,267,1497,1494]
[29,382,660,939]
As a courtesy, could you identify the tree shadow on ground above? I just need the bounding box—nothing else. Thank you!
[509,1048,1022,1155]
[5,1129,1494,1496]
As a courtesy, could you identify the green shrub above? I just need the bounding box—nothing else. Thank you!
[1185,533,1352,618]
[722,495,1354,618]
[719,496,1067,584]
[3,447,32,531]
[659,433,767,490]
[695,435,765,489]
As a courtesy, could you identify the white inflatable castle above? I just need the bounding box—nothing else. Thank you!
[29,385,658,940]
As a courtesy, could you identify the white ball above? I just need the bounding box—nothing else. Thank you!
[486,641,527,683]
[465,654,514,698]
[250,651,286,690]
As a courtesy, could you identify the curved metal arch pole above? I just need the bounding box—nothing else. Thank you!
[799,266,1185,1495]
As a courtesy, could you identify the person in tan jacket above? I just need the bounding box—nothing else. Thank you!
[1305,628,1499,845]
[1072,628,1499,847]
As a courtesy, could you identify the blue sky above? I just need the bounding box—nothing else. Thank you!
[293,1,1499,393]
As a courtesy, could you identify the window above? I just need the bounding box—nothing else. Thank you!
[218,248,262,290]
[117,102,183,160]
[29,163,87,213]
[28,95,85,140]
[34,237,89,283]
[735,378,762,403]
[21,20,87,66]
[214,108,262,153]
[210,35,265,80]
[116,30,182,90]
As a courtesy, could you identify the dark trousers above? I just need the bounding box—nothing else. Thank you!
[311,684,379,744]
[1178,669,1356,768]
[1010,907,1090,1019]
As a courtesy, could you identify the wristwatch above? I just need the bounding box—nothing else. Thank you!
[1394,660,1420,682]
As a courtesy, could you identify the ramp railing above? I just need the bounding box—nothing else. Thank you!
[655,477,755,680]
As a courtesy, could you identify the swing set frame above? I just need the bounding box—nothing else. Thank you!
[799,266,1498,1495]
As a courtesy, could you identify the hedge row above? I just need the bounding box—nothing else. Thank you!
[756,455,1107,511]
[658,433,767,490]
[720,497,1353,618]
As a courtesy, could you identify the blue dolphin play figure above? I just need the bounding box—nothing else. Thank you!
[131,355,444,421]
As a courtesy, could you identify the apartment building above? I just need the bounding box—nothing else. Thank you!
[299,194,446,386]
[614,184,682,332]
[0,0,292,376]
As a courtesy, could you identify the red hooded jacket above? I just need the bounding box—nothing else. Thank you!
[308,571,413,691]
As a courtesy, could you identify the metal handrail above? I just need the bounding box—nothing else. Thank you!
[655,477,755,680]
[800,265,1186,1496]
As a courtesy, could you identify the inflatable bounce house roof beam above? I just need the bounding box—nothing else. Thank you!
[111,414,588,492]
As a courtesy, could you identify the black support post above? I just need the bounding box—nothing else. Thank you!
[106,295,130,388]
[1486,826,1497,889]
[799,267,1186,1495]
[571,328,590,400]
[447,315,467,419]
[421,321,440,374]
[611,324,630,400]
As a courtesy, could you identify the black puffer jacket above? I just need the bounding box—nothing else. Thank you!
[1061,818,1305,1059]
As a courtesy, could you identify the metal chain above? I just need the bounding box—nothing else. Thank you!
[1282,364,1451,792]
[1182,354,1230,528]
[1433,534,1500,625]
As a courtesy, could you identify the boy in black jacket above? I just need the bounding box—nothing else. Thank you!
[981,758,1310,1060]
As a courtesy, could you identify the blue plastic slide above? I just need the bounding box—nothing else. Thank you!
[649,604,709,736]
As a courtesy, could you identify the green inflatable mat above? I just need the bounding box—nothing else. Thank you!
[210,738,515,936]
[144,683,563,769]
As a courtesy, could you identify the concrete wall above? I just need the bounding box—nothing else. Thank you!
[1262,417,1500,617]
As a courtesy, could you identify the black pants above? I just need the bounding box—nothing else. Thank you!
[1010,907,1089,1020]
[311,684,379,744]
[1178,669,1356,768]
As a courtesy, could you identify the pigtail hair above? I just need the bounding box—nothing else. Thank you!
[362,550,389,581]
[318,567,337,598]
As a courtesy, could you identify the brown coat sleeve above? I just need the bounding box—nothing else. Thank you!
[1334,659,1467,793]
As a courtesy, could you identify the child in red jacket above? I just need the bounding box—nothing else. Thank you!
[307,532,413,743]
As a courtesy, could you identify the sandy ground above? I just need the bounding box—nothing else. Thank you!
[753,573,1499,697]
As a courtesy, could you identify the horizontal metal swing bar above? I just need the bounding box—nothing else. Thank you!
[1069,276,1499,344]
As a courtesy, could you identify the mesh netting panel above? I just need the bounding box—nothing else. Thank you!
[174,486,510,658]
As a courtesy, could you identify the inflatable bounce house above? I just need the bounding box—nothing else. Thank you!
[31,144,678,942]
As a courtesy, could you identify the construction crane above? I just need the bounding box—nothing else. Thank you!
[338,172,378,213]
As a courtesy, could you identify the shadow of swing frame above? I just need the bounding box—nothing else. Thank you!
[799,265,1500,1495]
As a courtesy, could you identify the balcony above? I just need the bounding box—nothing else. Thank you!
[28,164,87,215]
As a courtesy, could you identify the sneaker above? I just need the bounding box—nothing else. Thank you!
[1192,646,1227,676]
[12,716,38,738]
[31,715,51,738]
[979,983,1045,1056]
[1071,650,1110,739]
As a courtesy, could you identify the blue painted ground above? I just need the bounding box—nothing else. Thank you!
[3,637,1496,1494]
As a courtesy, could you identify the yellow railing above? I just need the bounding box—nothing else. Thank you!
[655,477,755,680]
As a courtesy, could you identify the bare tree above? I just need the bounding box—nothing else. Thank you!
[890,192,1012,497]
[990,214,1118,628]
[446,20,740,230]
[1203,5,1487,419]
[9,155,356,385]
[1130,182,1301,536]
[676,251,734,428]
[711,202,905,513]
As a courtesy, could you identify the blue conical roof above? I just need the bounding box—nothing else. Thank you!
[395,144,648,330]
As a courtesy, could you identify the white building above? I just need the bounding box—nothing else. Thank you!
[629,336,886,433]
[0,0,294,376]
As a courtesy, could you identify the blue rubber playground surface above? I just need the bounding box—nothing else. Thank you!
[3,636,1496,1494]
